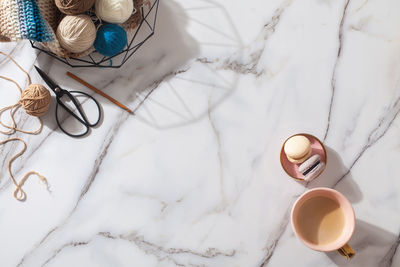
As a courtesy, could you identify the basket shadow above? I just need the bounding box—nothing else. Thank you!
[125,0,242,129]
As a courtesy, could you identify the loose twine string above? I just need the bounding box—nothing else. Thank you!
[0,51,48,201]
[0,138,47,201]
[0,51,43,135]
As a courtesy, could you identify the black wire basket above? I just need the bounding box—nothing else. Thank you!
[30,0,160,68]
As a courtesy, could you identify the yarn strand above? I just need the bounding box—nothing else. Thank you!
[0,51,48,135]
[0,52,31,85]
[0,76,43,135]
[0,138,48,201]
[0,51,49,201]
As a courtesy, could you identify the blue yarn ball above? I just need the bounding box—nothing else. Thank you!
[94,24,127,57]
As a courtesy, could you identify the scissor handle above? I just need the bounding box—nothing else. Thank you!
[55,90,102,138]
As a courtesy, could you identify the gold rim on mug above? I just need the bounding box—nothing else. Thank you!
[291,187,356,258]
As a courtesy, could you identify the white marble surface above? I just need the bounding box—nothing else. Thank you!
[0,0,400,266]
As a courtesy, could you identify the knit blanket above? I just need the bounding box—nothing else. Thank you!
[0,0,57,42]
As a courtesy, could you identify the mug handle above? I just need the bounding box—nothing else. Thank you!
[338,244,355,259]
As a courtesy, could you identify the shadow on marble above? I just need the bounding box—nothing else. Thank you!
[326,219,397,267]
[34,0,199,133]
[131,0,242,129]
[307,146,363,204]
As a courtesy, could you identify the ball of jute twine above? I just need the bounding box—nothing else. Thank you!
[57,15,96,54]
[55,0,95,15]
[0,51,49,201]
[0,78,51,135]
[20,84,51,117]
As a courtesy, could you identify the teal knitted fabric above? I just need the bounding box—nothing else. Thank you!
[1,0,54,42]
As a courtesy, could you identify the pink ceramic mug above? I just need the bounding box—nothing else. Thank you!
[291,187,355,258]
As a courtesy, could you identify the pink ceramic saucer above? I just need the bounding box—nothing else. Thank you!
[280,133,327,181]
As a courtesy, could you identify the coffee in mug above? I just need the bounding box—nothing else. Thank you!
[291,187,355,258]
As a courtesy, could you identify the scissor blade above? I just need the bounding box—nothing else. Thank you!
[34,66,59,91]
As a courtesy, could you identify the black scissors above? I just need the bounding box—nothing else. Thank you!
[35,66,101,137]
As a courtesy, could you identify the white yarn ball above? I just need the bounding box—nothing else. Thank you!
[95,0,134,24]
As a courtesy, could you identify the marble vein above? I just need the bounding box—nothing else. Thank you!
[333,95,400,188]
[207,92,225,204]
[100,232,236,263]
[352,0,369,14]
[41,241,89,267]
[224,0,292,77]
[41,231,236,267]
[259,210,291,267]
[258,195,300,267]
[74,112,130,210]
[380,233,400,267]
[323,0,351,142]
[196,0,291,77]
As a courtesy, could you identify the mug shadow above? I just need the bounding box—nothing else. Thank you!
[326,219,398,267]
[288,145,397,266]
[307,146,363,204]
[34,0,201,135]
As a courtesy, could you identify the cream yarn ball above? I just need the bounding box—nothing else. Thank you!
[56,15,96,54]
[95,0,134,24]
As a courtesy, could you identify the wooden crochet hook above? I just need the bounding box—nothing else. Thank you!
[66,72,132,114]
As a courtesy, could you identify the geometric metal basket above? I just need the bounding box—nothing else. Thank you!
[30,0,160,68]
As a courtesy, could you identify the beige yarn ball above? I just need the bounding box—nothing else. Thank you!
[20,84,51,117]
[95,0,134,24]
[55,0,95,15]
[56,15,96,53]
